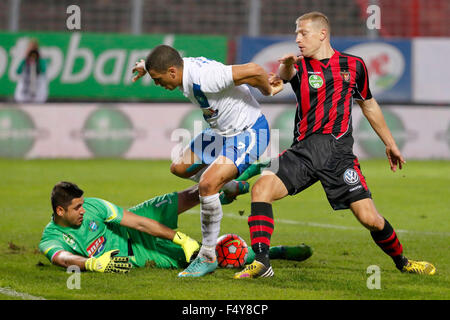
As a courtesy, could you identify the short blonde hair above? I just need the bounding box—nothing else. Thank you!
[295,11,330,34]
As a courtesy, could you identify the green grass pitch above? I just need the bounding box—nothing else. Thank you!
[0,159,449,300]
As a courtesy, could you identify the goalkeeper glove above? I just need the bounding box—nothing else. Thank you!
[172,231,200,263]
[85,250,132,273]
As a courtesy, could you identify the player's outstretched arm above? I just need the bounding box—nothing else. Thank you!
[357,98,406,172]
[120,210,199,262]
[232,63,283,96]
[121,209,177,240]
[131,59,146,82]
[278,54,303,81]
[52,250,132,273]
[52,250,89,270]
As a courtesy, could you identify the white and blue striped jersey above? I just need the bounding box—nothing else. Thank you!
[180,57,262,137]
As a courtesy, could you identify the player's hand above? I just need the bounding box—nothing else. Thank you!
[172,231,200,263]
[268,72,284,96]
[278,53,303,66]
[132,59,147,83]
[85,250,132,273]
[385,145,406,172]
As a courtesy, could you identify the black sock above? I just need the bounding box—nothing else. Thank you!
[370,218,408,270]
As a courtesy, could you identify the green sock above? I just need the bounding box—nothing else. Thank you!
[236,160,270,181]
[268,245,313,262]
[245,247,256,264]
[245,244,313,263]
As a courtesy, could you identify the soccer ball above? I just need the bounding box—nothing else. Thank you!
[216,234,248,268]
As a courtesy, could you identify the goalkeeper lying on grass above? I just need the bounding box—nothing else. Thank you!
[39,181,312,274]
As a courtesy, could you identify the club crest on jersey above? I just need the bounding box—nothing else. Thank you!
[343,169,360,185]
[87,236,106,257]
[308,74,324,89]
[340,71,351,83]
[88,220,98,232]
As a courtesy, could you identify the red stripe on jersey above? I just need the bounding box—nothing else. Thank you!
[298,59,310,140]
[312,60,326,133]
[323,53,342,134]
[353,158,368,190]
[337,57,356,138]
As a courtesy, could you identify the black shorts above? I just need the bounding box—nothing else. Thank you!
[266,133,371,210]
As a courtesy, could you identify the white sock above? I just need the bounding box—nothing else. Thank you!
[199,193,223,260]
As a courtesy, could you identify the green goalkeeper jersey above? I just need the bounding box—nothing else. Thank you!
[39,197,128,263]
[39,193,187,269]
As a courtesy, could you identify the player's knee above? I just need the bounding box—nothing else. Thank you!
[170,162,189,178]
[198,176,219,195]
[251,179,274,202]
[372,214,385,231]
[360,212,384,231]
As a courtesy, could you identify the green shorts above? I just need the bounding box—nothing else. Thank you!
[127,192,187,269]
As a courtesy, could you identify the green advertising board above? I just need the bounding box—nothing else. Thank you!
[0,32,228,100]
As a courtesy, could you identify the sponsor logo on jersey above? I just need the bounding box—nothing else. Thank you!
[349,185,363,192]
[343,169,360,185]
[308,74,324,89]
[87,236,106,257]
[63,234,75,246]
[63,234,77,250]
[202,107,219,120]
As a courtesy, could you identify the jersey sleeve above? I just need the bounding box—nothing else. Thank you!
[353,58,372,100]
[85,198,124,225]
[288,64,302,94]
[39,232,66,262]
[198,61,234,93]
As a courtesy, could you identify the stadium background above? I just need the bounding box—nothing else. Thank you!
[0,0,449,160]
[0,0,449,302]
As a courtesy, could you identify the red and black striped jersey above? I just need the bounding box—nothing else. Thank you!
[288,50,372,142]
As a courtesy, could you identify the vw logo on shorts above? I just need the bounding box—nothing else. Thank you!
[343,169,360,185]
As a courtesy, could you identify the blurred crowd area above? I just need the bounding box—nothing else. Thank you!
[0,0,449,37]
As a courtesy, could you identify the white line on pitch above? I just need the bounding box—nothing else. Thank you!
[185,210,450,237]
[0,287,46,300]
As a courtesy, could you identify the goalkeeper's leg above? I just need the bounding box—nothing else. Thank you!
[245,244,313,264]
[235,160,270,181]
[218,160,270,205]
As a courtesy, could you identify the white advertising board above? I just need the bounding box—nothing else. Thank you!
[413,38,450,104]
[0,103,449,160]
